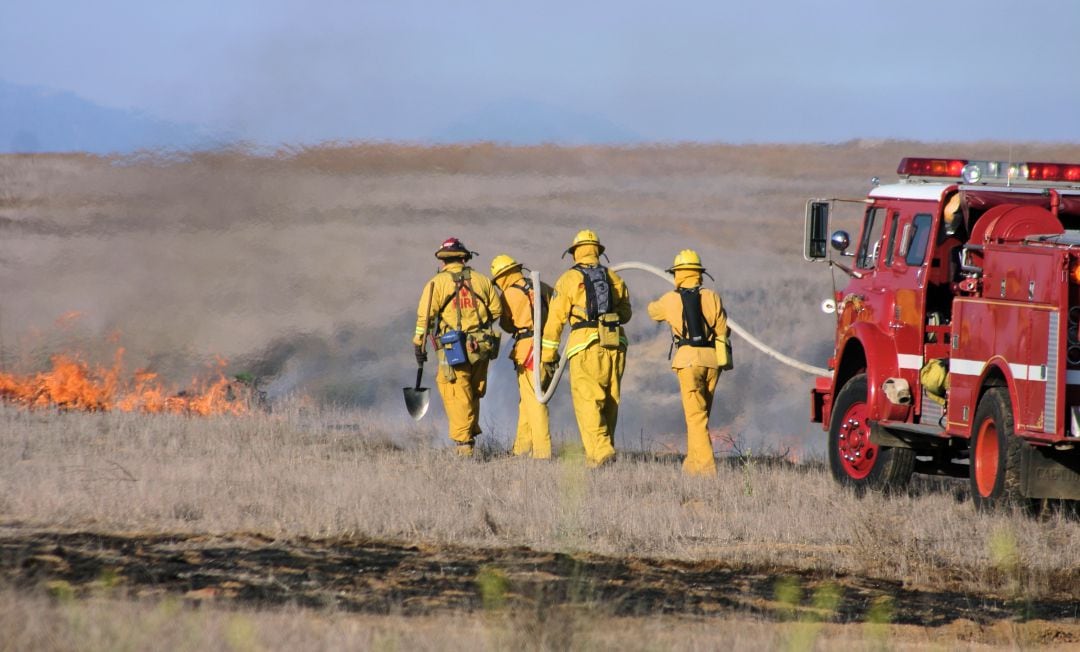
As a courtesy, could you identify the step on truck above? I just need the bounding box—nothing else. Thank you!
[804,157,1080,509]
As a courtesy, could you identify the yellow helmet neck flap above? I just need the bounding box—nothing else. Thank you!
[573,243,600,266]
[495,269,525,291]
[674,269,702,288]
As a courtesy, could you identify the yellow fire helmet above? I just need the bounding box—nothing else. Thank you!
[564,228,605,257]
[666,249,706,273]
[490,254,523,280]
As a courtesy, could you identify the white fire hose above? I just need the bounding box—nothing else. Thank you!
[532,262,830,404]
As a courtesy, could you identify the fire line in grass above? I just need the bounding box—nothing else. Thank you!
[0,348,249,415]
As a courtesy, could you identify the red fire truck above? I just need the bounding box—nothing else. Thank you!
[805,157,1080,509]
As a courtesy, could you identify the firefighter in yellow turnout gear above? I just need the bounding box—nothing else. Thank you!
[647,250,729,476]
[413,238,501,456]
[490,254,554,459]
[541,230,632,467]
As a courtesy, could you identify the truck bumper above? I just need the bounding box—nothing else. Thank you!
[1021,444,1080,500]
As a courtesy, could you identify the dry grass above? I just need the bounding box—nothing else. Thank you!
[5,142,1080,453]
[2,407,1078,600]
[4,143,1080,648]
[5,589,1078,652]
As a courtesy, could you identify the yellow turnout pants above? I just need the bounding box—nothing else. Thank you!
[677,366,719,475]
[436,359,488,455]
[513,364,551,459]
[569,345,625,467]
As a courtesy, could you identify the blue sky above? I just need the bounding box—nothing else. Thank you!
[2,0,1079,145]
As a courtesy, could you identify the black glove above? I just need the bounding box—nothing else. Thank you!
[414,345,428,365]
[542,361,558,379]
[541,361,558,391]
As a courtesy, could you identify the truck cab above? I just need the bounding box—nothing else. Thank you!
[806,157,1080,508]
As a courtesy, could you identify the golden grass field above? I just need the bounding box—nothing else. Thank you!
[5,141,1080,450]
[3,142,1080,649]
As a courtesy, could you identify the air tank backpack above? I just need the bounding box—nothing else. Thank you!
[676,287,714,348]
[574,264,622,349]
[675,287,733,370]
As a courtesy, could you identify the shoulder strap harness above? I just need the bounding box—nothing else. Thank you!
[436,268,493,332]
[508,277,548,340]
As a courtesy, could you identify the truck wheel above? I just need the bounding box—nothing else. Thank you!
[969,387,1028,512]
[828,373,915,492]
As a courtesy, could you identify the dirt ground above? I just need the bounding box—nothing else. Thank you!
[3,525,1078,644]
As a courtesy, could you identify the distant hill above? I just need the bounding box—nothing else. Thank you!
[0,80,222,154]
[434,98,639,144]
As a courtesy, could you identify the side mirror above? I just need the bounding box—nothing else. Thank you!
[830,230,851,253]
[804,200,830,261]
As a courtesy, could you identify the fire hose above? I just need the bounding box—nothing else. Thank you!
[532,262,830,405]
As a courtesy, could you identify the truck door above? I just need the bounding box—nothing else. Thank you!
[838,206,888,334]
[876,208,935,389]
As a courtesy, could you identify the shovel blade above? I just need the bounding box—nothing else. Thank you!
[403,386,430,420]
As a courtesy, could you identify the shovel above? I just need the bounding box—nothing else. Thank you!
[404,282,435,420]
[404,365,430,420]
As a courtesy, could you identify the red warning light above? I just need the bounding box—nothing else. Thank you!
[897,158,968,177]
[1027,162,1080,183]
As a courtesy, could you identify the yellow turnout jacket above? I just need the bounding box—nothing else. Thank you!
[413,262,501,346]
[496,271,553,367]
[647,286,726,369]
[541,264,632,362]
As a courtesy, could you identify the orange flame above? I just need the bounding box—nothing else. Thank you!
[0,348,249,416]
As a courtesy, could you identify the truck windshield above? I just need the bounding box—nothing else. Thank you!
[857,207,887,269]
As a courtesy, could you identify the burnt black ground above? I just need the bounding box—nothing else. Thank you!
[1,526,1078,629]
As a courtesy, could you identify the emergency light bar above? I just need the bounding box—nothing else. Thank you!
[897,157,1080,184]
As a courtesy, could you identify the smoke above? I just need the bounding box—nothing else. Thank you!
[239,327,380,405]
[5,142,1080,453]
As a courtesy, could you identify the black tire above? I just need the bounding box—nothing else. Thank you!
[969,387,1030,512]
[828,373,915,493]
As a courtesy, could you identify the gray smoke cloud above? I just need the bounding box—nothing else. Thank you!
[4,142,1080,454]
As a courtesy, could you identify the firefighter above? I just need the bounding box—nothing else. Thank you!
[540,230,632,467]
[647,249,728,476]
[414,238,502,456]
[490,254,554,459]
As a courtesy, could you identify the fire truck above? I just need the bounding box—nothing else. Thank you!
[804,156,1080,509]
